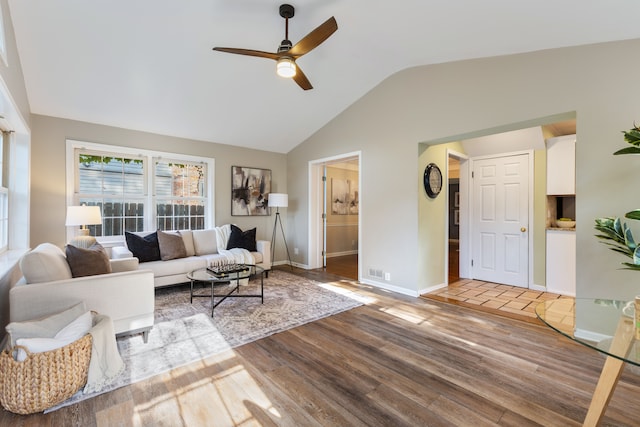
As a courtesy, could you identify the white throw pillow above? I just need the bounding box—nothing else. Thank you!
[14,311,92,362]
[54,311,92,342]
[192,229,218,255]
[6,301,87,347]
[19,242,73,284]
[15,337,73,362]
[179,230,196,257]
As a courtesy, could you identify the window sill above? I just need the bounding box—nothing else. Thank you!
[0,248,27,279]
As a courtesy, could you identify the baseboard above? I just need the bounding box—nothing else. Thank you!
[358,278,419,297]
[575,328,610,344]
[272,260,310,270]
[529,283,547,292]
[419,283,447,295]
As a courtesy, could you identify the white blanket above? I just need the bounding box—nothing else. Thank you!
[214,224,255,266]
[84,313,124,394]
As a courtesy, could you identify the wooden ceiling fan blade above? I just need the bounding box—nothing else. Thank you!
[212,47,279,61]
[288,16,337,57]
[293,65,313,90]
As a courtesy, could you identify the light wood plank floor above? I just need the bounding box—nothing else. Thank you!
[2,266,640,426]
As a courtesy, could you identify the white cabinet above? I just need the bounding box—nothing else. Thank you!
[546,134,576,195]
[546,230,576,296]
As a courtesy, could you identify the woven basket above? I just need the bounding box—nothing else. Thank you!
[0,334,92,414]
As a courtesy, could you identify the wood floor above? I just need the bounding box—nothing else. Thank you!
[3,266,640,426]
[325,253,358,280]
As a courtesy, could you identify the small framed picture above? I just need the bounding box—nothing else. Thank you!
[454,210,460,225]
[454,191,460,208]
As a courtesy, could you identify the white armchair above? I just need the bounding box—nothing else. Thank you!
[10,243,155,342]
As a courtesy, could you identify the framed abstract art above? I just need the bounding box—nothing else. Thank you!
[231,166,271,216]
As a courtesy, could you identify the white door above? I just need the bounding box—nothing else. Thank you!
[471,154,529,287]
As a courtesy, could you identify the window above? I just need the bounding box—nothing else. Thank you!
[0,4,7,67]
[0,132,7,251]
[67,140,214,242]
[76,150,146,237]
[154,159,206,230]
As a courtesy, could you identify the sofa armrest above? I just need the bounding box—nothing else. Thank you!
[9,269,155,334]
[256,240,271,268]
[111,245,133,259]
[109,257,139,273]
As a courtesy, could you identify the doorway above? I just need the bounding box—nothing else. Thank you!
[448,155,461,283]
[470,152,531,287]
[309,152,361,280]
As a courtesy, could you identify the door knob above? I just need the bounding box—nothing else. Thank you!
[521,227,527,232]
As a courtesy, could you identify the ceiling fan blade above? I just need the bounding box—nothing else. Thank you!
[212,47,279,61]
[288,16,337,57]
[293,65,313,90]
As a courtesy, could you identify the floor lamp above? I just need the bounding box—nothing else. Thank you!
[268,193,292,269]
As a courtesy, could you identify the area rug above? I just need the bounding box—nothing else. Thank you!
[49,270,364,411]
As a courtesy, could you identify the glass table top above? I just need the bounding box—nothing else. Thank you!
[536,298,640,366]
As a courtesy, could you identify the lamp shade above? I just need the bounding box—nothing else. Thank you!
[268,193,288,208]
[65,205,102,226]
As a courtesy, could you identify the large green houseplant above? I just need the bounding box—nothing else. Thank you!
[594,125,640,271]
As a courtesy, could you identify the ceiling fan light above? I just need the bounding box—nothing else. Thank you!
[276,57,296,78]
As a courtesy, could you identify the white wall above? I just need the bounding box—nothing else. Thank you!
[287,38,640,299]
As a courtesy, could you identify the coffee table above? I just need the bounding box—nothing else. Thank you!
[536,298,640,426]
[187,264,264,317]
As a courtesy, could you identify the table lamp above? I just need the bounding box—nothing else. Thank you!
[65,205,102,248]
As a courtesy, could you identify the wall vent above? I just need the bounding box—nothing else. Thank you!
[368,268,384,278]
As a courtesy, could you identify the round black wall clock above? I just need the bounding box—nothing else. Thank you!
[423,163,443,198]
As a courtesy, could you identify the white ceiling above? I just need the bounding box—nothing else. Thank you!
[8,1,640,153]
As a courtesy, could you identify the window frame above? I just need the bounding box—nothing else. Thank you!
[66,139,215,245]
[153,157,208,231]
[0,3,8,67]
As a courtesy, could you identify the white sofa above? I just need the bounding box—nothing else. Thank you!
[10,243,155,342]
[110,227,271,288]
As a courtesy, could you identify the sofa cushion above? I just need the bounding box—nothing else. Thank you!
[227,224,257,252]
[157,230,187,261]
[192,229,218,255]
[141,256,206,278]
[65,243,112,277]
[179,230,196,257]
[125,231,161,262]
[19,242,73,284]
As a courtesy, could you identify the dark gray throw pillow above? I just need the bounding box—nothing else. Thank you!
[65,243,112,278]
[157,230,187,261]
[125,231,161,262]
[226,224,257,252]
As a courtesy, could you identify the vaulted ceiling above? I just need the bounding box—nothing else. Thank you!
[8,1,640,153]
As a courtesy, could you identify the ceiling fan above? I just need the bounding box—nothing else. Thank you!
[213,4,337,90]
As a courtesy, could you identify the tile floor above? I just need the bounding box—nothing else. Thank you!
[423,278,573,324]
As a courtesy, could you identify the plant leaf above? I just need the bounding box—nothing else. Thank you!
[621,262,640,271]
[613,147,640,155]
[614,217,624,236]
[624,225,637,250]
[623,128,640,146]
[625,210,640,220]
[634,246,640,265]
